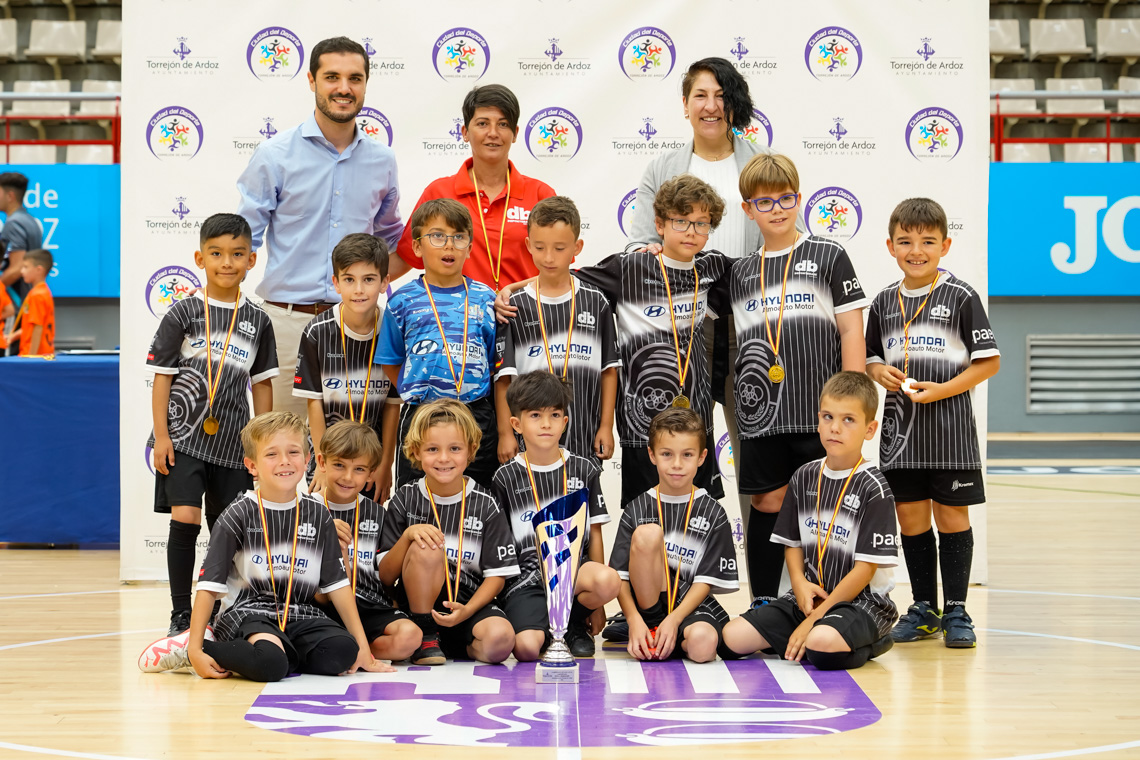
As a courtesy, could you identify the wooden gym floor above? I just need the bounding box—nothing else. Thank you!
[1,466,1138,759]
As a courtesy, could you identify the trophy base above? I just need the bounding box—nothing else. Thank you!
[535,660,579,684]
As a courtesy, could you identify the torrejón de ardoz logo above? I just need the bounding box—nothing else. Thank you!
[611,116,686,158]
[802,116,877,159]
[147,36,220,74]
[517,38,591,76]
[890,37,965,77]
[728,35,777,75]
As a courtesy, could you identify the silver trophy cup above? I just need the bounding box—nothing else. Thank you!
[531,488,589,684]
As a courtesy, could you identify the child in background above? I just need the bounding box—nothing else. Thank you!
[6,249,56,356]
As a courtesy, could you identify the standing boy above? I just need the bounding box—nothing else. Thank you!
[314,420,422,662]
[711,153,868,604]
[6,249,55,356]
[610,408,739,662]
[138,412,392,681]
[146,213,277,636]
[375,199,500,491]
[493,371,621,660]
[293,233,399,498]
[494,196,620,465]
[866,198,1000,649]
[378,400,519,665]
[720,372,898,670]
[0,171,42,302]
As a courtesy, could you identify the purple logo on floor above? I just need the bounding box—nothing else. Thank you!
[245,658,881,746]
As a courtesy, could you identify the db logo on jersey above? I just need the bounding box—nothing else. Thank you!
[930,304,951,319]
[411,339,439,355]
[643,305,666,318]
[720,557,737,572]
[794,260,819,275]
[577,311,595,326]
[567,476,585,491]
[872,532,899,548]
[689,516,711,532]
[842,494,861,510]
[238,320,256,337]
[464,515,483,532]
[528,345,544,358]
[841,278,861,297]
[745,299,759,311]
[298,523,317,539]
[359,519,380,533]
[972,328,994,343]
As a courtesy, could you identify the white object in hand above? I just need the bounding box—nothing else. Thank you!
[901,377,919,395]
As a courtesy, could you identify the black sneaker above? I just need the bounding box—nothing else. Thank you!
[565,621,596,657]
[167,608,192,637]
[942,606,977,649]
[891,602,942,642]
[601,612,628,643]
[411,638,446,666]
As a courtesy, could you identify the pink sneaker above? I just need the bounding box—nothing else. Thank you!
[137,631,191,673]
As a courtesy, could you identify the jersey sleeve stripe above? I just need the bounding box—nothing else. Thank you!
[771,535,799,548]
[854,552,898,567]
[834,297,870,314]
[250,367,281,384]
[292,389,324,399]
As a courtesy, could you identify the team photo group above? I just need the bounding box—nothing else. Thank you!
[136,35,1000,684]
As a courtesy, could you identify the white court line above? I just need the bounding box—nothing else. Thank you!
[602,657,647,694]
[982,628,1140,652]
[762,658,820,694]
[682,658,740,694]
[0,628,164,652]
[0,742,154,760]
[0,588,157,602]
[988,740,1140,760]
[986,589,1140,602]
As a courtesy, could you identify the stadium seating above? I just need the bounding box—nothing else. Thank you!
[991,19,1026,73]
[8,78,69,117]
[1045,77,1106,115]
[999,143,1053,163]
[1118,75,1140,114]
[1063,142,1125,162]
[76,78,119,116]
[1029,18,1093,76]
[65,143,111,163]
[0,19,17,62]
[1097,18,1140,62]
[90,19,119,62]
[24,19,85,78]
[991,78,1041,114]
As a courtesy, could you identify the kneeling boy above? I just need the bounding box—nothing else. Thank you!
[721,372,898,670]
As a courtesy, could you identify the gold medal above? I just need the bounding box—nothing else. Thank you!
[656,255,699,411]
[201,286,240,440]
[896,271,941,384]
[671,395,690,409]
[202,416,220,436]
[758,235,798,386]
[768,365,785,384]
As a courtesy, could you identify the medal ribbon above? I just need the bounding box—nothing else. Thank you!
[337,307,379,423]
[426,481,467,605]
[656,255,699,399]
[535,282,575,379]
[814,457,863,593]
[470,168,512,290]
[757,235,799,368]
[256,489,302,632]
[323,495,360,597]
[895,271,942,380]
[424,280,469,397]
[523,449,569,517]
[656,487,696,614]
[202,287,241,420]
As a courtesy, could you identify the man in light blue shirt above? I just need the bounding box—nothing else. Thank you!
[236,36,402,416]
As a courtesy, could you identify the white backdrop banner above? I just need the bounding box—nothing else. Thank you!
[120,0,990,582]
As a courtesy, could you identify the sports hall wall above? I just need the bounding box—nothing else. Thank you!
[119,0,990,581]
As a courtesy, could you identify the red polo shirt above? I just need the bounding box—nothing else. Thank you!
[395,157,555,290]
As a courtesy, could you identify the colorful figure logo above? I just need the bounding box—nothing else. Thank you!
[617,188,638,237]
[905,107,963,161]
[805,27,862,81]
[356,107,394,147]
[433,28,490,81]
[145,106,204,160]
[804,187,863,242]
[247,27,305,81]
[145,265,202,318]
[525,107,583,161]
[732,108,774,148]
[619,27,676,81]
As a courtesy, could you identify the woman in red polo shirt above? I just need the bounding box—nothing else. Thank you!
[389,85,555,291]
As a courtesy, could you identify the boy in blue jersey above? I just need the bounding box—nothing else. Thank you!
[376,199,500,491]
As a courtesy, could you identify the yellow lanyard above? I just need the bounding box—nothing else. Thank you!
[470,168,512,291]
[895,271,942,379]
[656,488,696,614]
[202,288,240,416]
[424,279,469,397]
[534,282,575,379]
[323,495,360,597]
[337,307,379,423]
[814,457,863,593]
[523,449,568,516]
[255,489,302,632]
[426,480,467,604]
[757,235,799,366]
[656,255,699,396]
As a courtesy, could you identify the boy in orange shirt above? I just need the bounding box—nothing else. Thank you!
[6,249,54,356]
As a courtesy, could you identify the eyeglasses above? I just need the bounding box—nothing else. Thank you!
[668,218,713,236]
[747,193,798,213]
[416,232,472,249]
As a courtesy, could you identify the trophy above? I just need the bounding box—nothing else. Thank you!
[532,488,589,684]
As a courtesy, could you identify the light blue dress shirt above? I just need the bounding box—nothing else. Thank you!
[236,113,403,304]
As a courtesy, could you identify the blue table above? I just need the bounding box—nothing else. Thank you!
[0,354,119,544]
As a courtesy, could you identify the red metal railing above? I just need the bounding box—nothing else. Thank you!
[0,95,121,163]
[991,91,1140,162]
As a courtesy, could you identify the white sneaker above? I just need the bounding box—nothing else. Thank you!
[138,631,192,673]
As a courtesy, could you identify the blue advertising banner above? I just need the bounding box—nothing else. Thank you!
[0,164,120,298]
[990,162,1140,296]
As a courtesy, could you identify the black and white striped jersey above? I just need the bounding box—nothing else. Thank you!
[772,459,899,637]
[494,277,621,461]
[197,491,347,641]
[610,488,739,623]
[146,293,278,469]
[491,450,611,597]
[575,250,731,446]
[710,236,867,438]
[293,304,399,431]
[378,478,520,603]
[865,273,1000,470]
[323,495,396,610]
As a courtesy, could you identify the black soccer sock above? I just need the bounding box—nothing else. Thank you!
[938,528,974,612]
[410,612,438,640]
[570,597,593,623]
[303,633,359,676]
[900,529,939,609]
[747,510,783,600]
[203,639,289,683]
[167,519,201,613]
